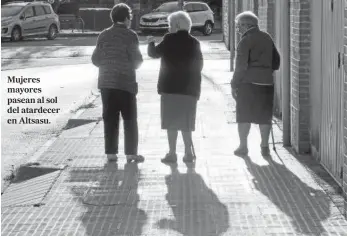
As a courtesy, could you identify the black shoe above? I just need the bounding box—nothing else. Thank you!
[261,147,270,156]
[183,153,196,163]
[106,154,118,162]
[126,155,145,163]
[234,147,248,156]
[161,153,177,163]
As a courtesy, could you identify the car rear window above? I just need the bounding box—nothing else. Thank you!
[184,4,193,12]
[192,4,205,12]
[34,6,45,16]
[201,4,209,11]
[43,5,52,14]
[23,6,34,18]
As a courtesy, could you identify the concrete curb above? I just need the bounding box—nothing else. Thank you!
[58,32,101,37]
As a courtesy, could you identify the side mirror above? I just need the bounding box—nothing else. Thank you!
[20,15,25,20]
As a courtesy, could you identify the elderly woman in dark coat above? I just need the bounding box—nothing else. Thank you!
[231,11,280,157]
[147,11,203,163]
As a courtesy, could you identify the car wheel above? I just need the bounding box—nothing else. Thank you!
[47,24,58,40]
[202,21,213,36]
[11,26,22,42]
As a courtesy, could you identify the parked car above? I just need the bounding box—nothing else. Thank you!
[1,1,60,41]
[140,1,214,36]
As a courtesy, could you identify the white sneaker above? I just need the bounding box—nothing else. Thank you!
[126,154,145,163]
[107,154,118,162]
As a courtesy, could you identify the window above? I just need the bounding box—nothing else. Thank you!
[201,4,209,11]
[1,6,24,17]
[43,6,52,14]
[23,7,34,18]
[34,6,45,16]
[184,4,194,12]
[192,4,205,12]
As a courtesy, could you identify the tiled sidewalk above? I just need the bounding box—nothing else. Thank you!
[2,59,347,235]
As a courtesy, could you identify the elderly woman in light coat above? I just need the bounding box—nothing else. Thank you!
[231,11,280,157]
[147,11,204,163]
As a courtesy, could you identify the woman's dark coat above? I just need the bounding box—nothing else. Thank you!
[148,31,204,99]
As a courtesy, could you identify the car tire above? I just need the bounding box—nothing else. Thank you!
[47,24,58,40]
[202,21,213,36]
[11,26,22,42]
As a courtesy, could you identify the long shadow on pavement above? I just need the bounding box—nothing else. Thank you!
[156,163,229,235]
[242,155,331,235]
[68,162,147,235]
[283,147,345,214]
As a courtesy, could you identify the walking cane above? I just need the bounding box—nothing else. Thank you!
[270,122,276,152]
[191,136,196,159]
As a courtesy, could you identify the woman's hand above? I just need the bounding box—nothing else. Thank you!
[146,36,156,44]
[232,88,238,100]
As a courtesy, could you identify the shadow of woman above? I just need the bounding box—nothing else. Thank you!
[68,162,147,236]
[242,155,331,235]
[156,163,229,235]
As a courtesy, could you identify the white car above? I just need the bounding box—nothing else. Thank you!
[140,1,214,35]
[1,1,60,41]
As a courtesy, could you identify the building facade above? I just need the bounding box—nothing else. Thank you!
[222,0,347,216]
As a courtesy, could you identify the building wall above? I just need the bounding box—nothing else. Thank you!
[289,0,312,153]
[344,0,347,217]
[257,0,283,117]
[257,0,274,37]
[309,0,322,160]
[222,0,230,49]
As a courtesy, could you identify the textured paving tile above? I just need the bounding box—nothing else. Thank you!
[35,138,84,165]
[2,170,61,208]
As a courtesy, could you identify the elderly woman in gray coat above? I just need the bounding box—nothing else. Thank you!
[92,3,144,163]
[231,11,280,157]
[147,11,203,163]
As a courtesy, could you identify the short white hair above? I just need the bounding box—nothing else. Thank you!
[235,11,258,26]
[168,11,192,32]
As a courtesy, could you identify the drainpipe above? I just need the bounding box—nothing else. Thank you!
[229,0,235,71]
[282,0,291,146]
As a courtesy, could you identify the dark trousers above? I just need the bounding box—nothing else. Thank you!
[100,88,138,155]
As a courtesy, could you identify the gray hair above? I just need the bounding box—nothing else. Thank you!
[168,11,192,33]
[235,11,258,26]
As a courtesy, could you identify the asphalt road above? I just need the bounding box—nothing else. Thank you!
[1,32,223,47]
